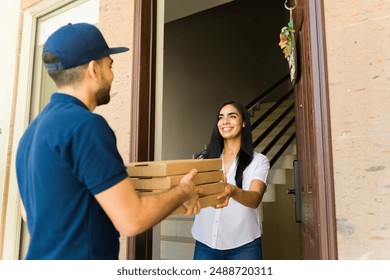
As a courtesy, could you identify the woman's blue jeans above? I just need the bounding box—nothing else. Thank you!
[193,237,263,260]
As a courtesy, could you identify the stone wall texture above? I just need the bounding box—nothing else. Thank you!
[323,0,390,259]
[97,0,136,259]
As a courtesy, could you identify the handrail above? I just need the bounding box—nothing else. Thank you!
[246,73,296,168]
[262,117,295,155]
[251,88,294,131]
[246,74,290,111]
[270,133,296,168]
[252,104,294,148]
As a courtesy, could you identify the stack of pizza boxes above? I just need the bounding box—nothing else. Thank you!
[126,158,225,215]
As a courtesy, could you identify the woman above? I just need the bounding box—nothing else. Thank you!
[192,100,270,260]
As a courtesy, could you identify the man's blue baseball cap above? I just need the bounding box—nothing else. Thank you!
[43,23,129,70]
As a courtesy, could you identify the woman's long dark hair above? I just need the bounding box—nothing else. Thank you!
[199,100,254,188]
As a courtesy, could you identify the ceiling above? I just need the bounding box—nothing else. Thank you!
[164,0,234,23]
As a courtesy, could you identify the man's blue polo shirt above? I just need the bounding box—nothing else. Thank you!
[16,93,129,259]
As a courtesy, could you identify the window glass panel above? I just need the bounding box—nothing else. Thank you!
[30,0,99,119]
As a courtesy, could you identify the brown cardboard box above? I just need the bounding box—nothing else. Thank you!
[130,170,224,190]
[136,190,225,216]
[135,182,225,196]
[170,193,225,216]
[128,158,225,217]
[126,158,222,177]
[136,183,226,216]
[196,182,226,196]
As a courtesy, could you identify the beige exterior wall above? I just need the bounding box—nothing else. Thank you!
[96,0,135,163]
[96,0,136,260]
[323,0,390,259]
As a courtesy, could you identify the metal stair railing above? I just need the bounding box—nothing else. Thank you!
[246,74,296,168]
[246,74,290,112]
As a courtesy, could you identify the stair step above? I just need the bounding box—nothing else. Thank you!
[262,184,276,202]
[268,168,286,185]
[252,123,296,139]
[161,218,193,238]
[164,215,194,221]
[257,99,294,110]
[160,235,195,244]
[252,118,295,133]
[249,100,293,118]
[256,144,296,160]
[256,143,296,157]
[250,109,295,124]
[271,154,296,169]
[160,239,194,260]
[254,134,296,147]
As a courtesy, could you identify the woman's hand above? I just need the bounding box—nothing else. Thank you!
[214,179,266,209]
[214,183,235,208]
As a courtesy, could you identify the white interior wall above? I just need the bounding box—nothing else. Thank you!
[161,0,289,160]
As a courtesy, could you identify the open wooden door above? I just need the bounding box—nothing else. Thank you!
[293,0,337,259]
[126,0,156,260]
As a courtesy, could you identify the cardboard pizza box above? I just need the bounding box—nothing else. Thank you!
[126,158,222,177]
[196,182,226,196]
[136,185,226,216]
[170,193,225,216]
[130,170,224,190]
[135,182,225,196]
[136,182,226,198]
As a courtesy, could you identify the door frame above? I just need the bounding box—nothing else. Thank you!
[309,0,337,259]
[131,0,338,260]
[294,0,337,259]
[127,0,157,260]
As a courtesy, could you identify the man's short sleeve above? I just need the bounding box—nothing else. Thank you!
[71,114,128,195]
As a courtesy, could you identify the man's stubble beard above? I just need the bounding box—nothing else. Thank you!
[95,77,111,106]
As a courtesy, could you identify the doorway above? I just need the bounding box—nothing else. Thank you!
[154,0,300,260]
[133,0,337,260]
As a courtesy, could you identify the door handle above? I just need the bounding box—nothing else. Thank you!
[293,160,301,223]
[287,189,295,195]
[287,160,301,223]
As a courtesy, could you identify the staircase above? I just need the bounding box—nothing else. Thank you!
[250,98,296,202]
[247,78,300,259]
[157,87,298,259]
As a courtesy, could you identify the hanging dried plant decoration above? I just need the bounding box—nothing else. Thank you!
[279,21,295,59]
[279,0,298,85]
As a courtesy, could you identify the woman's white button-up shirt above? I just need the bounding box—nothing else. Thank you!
[191,152,270,250]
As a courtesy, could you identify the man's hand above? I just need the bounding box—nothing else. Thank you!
[177,169,201,215]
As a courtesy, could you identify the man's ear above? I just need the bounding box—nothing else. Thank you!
[86,60,100,80]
